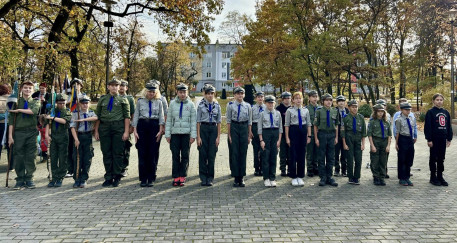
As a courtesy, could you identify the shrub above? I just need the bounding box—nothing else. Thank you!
[418,112,426,122]
[386,103,397,117]
[359,104,373,118]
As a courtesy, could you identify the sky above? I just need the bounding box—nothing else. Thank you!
[136,0,257,45]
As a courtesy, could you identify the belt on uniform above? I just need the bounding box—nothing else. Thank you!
[139,118,159,121]
[78,131,92,134]
[200,122,217,126]
[263,128,279,130]
[252,122,258,125]
[231,120,248,124]
[100,119,123,124]
[289,124,307,127]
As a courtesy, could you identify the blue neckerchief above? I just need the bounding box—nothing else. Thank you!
[269,111,274,128]
[326,109,330,127]
[179,101,183,118]
[107,96,113,112]
[237,104,241,121]
[209,103,212,122]
[380,120,385,139]
[352,116,357,134]
[23,100,28,118]
[259,105,263,113]
[55,111,61,129]
[83,113,87,131]
[406,118,413,137]
[149,100,152,118]
[298,108,302,129]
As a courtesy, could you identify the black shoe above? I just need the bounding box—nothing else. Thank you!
[373,178,380,186]
[430,175,441,186]
[54,179,62,187]
[147,180,154,187]
[72,180,80,188]
[348,178,354,184]
[25,181,36,189]
[280,171,287,177]
[207,178,213,186]
[313,170,319,176]
[112,178,120,187]
[379,179,386,186]
[385,174,390,179]
[259,171,263,176]
[102,179,113,187]
[326,178,338,187]
[13,181,24,190]
[48,181,56,188]
[353,178,360,185]
[438,177,449,187]
[342,172,347,177]
[307,171,314,177]
[239,179,246,187]
[201,180,207,186]
[319,178,326,186]
[140,180,147,187]
[79,180,87,188]
[120,170,128,177]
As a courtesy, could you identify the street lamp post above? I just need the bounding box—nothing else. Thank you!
[102,0,117,92]
[448,9,457,119]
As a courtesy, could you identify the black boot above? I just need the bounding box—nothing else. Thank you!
[437,172,448,186]
[430,173,441,186]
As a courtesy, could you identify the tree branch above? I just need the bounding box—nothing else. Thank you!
[72,1,177,17]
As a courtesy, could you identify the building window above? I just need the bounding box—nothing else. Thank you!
[222,52,230,58]
[206,62,212,68]
[190,52,195,58]
[222,72,227,78]
[206,72,212,78]
[222,62,227,69]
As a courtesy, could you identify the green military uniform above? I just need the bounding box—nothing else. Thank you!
[306,102,319,176]
[96,81,130,186]
[47,101,72,186]
[340,101,367,183]
[10,93,40,188]
[120,91,135,175]
[251,92,266,176]
[314,94,339,186]
[367,105,392,185]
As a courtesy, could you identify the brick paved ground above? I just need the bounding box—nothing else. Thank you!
[0,131,457,242]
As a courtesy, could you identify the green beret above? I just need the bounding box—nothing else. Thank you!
[56,93,67,102]
[108,78,121,85]
[347,100,358,106]
[336,95,346,101]
[321,93,333,101]
[376,99,386,105]
[307,90,318,96]
[120,80,128,86]
[373,104,385,111]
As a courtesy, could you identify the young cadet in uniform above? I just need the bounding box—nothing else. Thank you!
[94,78,130,187]
[70,95,97,188]
[9,80,40,190]
[258,95,282,187]
[367,99,392,171]
[196,84,221,186]
[395,102,416,186]
[314,94,339,187]
[334,95,348,177]
[368,104,392,186]
[425,93,453,186]
[226,86,252,187]
[165,83,196,187]
[133,82,164,187]
[306,90,320,177]
[119,80,135,177]
[285,92,311,187]
[340,100,366,185]
[149,80,168,121]
[65,78,83,178]
[276,91,291,176]
[393,98,417,138]
[45,94,71,187]
[251,91,266,176]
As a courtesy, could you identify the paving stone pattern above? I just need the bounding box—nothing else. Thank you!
[0,131,457,242]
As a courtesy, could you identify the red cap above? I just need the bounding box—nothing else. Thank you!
[39,83,47,87]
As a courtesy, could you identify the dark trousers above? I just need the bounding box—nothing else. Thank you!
[170,134,190,178]
[227,136,233,175]
[251,123,262,172]
[73,132,93,181]
[13,128,38,182]
[0,123,13,170]
[289,125,307,178]
[279,133,289,173]
[397,135,414,180]
[50,132,69,181]
[99,120,125,180]
[334,136,347,174]
[306,134,318,174]
[345,133,363,180]
[230,122,248,177]
[137,119,161,182]
[317,130,336,180]
[370,137,388,179]
[198,123,218,181]
[261,128,279,180]
[67,128,74,174]
[429,138,447,175]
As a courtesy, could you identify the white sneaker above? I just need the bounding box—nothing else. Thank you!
[264,179,271,187]
[297,178,305,186]
[291,178,299,186]
[270,180,277,187]
[65,173,73,178]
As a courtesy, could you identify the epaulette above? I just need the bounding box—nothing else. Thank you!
[316,107,322,110]
[228,101,233,105]
[137,97,143,101]
[100,95,105,99]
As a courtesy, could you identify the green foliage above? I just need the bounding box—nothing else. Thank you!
[418,112,426,122]
[359,104,373,118]
[386,103,398,117]
[421,82,452,112]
